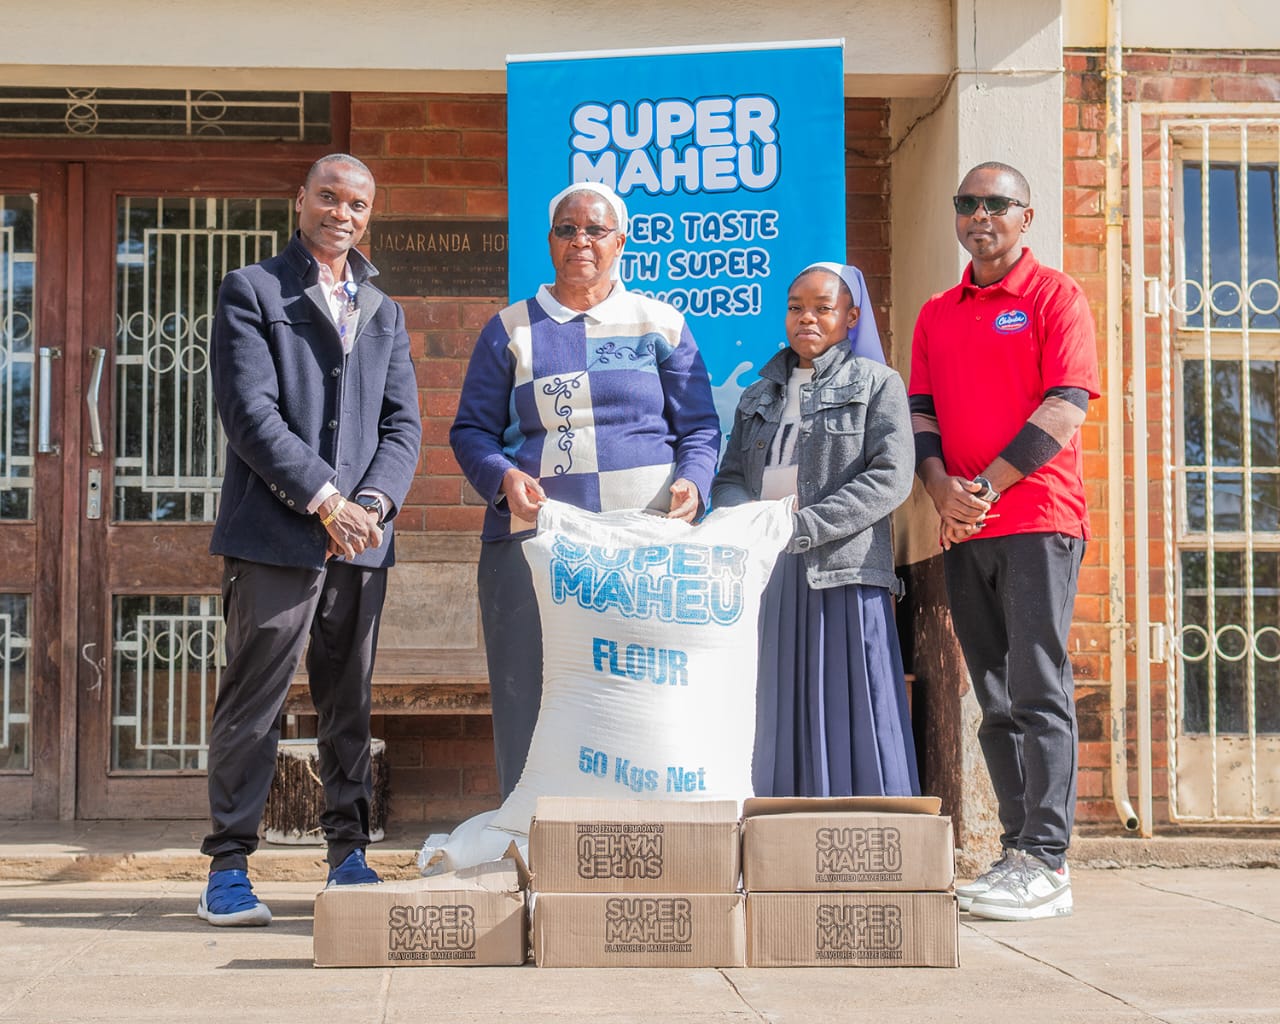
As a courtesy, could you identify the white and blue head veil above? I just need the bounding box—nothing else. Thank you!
[801,261,885,363]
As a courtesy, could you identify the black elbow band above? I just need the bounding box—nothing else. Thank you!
[908,394,936,416]
[914,431,944,471]
[1045,386,1090,411]
[1001,422,1063,475]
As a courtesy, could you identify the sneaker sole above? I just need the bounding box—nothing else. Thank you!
[197,895,272,927]
[955,853,1021,913]
[956,869,1013,912]
[968,890,1072,922]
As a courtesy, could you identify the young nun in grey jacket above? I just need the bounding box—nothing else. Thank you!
[712,262,920,797]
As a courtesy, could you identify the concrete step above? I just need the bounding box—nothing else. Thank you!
[0,819,442,882]
[3,817,1278,881]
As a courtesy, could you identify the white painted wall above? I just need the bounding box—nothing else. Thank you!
[888,87,963,568]
[891,0,1065,567]
[1,0,951,95]
[955,0,1064,267]
[1065,0,1280,48]
[13,0,1273,94]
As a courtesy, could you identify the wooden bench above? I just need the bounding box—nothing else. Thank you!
[284,649,492,716]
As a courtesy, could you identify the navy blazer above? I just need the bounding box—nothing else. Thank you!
[209,234,422,570]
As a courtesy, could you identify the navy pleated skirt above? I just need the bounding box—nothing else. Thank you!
[752,552,921,798]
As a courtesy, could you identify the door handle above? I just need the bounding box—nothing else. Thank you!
[87,346,106,456]
[37,346,61,454]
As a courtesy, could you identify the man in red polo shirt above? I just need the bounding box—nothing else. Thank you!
[909,161,1099,921]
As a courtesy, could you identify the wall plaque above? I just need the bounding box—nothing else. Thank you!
[370,218,509,298]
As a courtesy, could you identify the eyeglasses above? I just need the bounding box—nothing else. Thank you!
[953,194,1028,217]
[552,223,618,241]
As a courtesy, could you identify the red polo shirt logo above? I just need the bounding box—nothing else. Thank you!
[994,309,1029,333]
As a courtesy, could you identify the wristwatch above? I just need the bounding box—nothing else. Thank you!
[353,493,386,527]
[971,476,1000,503]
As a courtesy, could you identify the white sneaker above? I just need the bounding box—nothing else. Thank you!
[969,852,1072,921]
[955,850,1017,911]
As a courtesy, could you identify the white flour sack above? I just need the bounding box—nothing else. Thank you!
[489,497,794,835]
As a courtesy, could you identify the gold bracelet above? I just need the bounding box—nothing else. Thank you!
[319,496,346,527]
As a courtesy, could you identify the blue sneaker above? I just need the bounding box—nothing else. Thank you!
[197,869,272,927]
[326,848,381,887]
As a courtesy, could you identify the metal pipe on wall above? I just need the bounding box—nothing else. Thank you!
[1104,0,1141,832]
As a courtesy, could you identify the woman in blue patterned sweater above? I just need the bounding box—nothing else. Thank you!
[450,182,720,798]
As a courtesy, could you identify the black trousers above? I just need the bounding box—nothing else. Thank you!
[477,539,544,800]
[943,531,1083,870]
[201,557,387,872]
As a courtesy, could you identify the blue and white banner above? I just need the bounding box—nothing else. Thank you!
[507,40,846,431]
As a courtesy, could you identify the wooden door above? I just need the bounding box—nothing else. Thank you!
[0,163,70,819]
[73,161,310,817]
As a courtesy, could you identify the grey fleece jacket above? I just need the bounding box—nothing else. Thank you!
[711,340,913,594]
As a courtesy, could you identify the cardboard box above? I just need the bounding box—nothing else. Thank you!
[313,859,527,967]
[529,797,740,893]
[532,892,746,967]
[746,891,959,967]
[741,796,954,892]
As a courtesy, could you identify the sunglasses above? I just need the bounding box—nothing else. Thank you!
[952,194,1028,216]
[552,223,618,241]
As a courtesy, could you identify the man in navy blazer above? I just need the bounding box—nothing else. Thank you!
[198,154,421,926]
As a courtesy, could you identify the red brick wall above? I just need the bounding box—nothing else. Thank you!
[350,93,507,539]
[349,92,892,826]
[373,713,497,825]
[846,100,893,357]
[350,94,505,825]
[1063,49,1280,830]
[1061,53,1112,830]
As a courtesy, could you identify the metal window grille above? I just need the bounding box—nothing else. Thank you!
[113,196,294,523]
[0,194,36,520]
[1141,113,1280,823]
[111,596,223,772]
[0,88,330,142]
[0,598,32,772]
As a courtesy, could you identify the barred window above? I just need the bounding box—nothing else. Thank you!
[0,88,331,142]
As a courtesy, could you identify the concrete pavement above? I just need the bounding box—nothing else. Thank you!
[1,821,1278,1023]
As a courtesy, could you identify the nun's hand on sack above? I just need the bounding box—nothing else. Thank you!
[666,478,700,522]
[501,467,547,519]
